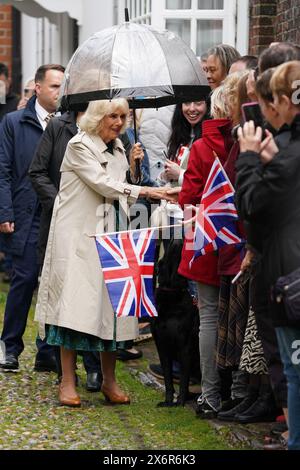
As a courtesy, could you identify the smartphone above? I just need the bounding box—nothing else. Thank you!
[242,102,266,138]
[242,102,264,127]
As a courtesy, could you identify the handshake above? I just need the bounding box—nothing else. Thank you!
[138,186,180,203]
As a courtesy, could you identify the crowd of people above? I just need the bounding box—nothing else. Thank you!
[0,39,300,451]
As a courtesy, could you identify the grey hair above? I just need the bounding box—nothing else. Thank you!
[79,98,129,135]
[207,44,241,74]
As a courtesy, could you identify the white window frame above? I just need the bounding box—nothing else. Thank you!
[117,0,249,54]
[151,0,249,54]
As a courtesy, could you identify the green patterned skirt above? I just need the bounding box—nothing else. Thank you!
[46,315,127,352]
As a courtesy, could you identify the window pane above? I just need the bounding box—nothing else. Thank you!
[198,0,223,9]
[196,19,223,56]
[166,0,192,9]
[166,19,191,47]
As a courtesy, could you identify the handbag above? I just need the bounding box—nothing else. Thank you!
[273,267,300,322]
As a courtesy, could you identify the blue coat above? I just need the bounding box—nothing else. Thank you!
[0,96,43,256]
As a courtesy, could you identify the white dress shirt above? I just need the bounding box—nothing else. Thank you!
[35,100,59,130]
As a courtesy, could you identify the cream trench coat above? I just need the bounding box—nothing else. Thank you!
[35,131,141,341]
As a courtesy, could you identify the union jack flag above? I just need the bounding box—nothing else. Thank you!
[95,228,158,318]
[192,156,243,260]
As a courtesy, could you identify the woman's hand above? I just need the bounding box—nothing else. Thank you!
[240,249,255,273]
[129,143,144,177]
[139,186,179,203]
[165,186,181,203]
[238,121,263,153]
[164,159,181,181]
[260,129,279,164]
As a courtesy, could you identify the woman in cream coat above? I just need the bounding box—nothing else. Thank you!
[35,98,170,406]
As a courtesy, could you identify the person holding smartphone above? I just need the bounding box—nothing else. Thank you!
[236,61,300,451]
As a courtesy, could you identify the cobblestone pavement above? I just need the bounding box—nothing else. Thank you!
[0,278,274,451]
[0,328,236,450]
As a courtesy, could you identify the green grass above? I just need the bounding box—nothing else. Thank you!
[0,281,240,450]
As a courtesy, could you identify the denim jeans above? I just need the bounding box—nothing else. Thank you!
[196,282,221,408]
[276,327,300,450]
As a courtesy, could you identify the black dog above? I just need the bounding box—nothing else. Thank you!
[151,239,200,407]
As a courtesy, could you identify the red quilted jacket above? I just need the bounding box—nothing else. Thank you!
[178,118,233,285]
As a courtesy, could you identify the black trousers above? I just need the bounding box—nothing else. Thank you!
[251,265,287,408]
[1,241,54,358]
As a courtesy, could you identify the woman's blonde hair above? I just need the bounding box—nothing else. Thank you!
[210,85,229,119]
[222,70,249,124]
[79,98,129,135]
[270,60,300,107]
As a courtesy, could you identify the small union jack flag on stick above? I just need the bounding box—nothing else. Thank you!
[192,155,243,261]
[95,228,158,318]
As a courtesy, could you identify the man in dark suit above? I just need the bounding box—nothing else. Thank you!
[0,64,65,372]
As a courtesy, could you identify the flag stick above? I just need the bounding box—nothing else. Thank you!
[231,270,243,284]
[213,152,235,193]
[95,223,183,238]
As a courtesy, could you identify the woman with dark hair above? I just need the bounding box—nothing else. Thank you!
[168,102,207,158]
[160,100,208,186]
[178,85,233,417]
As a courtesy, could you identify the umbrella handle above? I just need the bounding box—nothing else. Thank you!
[135,160,141,184]
[132,108,141,184]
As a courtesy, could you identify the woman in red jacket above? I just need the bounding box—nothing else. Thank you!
[178,85,233,417]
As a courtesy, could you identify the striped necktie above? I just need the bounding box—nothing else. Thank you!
[44,113,55,126]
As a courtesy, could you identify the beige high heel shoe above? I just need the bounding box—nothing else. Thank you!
[101,384,130,404]
[58,382,81,407]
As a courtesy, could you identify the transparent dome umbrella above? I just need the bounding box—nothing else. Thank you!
[59,11,210,180]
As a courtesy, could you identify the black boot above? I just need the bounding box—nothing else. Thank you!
[217,387,258,422]
[218,397,244,413]
[235,390,278,424]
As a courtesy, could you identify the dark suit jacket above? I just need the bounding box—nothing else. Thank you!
[29,111,78,263]
[0,96,43,256]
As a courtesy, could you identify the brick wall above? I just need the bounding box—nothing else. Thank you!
[248,0,300,55]
[249,0,277,55]
[275,0,300,44]
[0,5,13,74]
